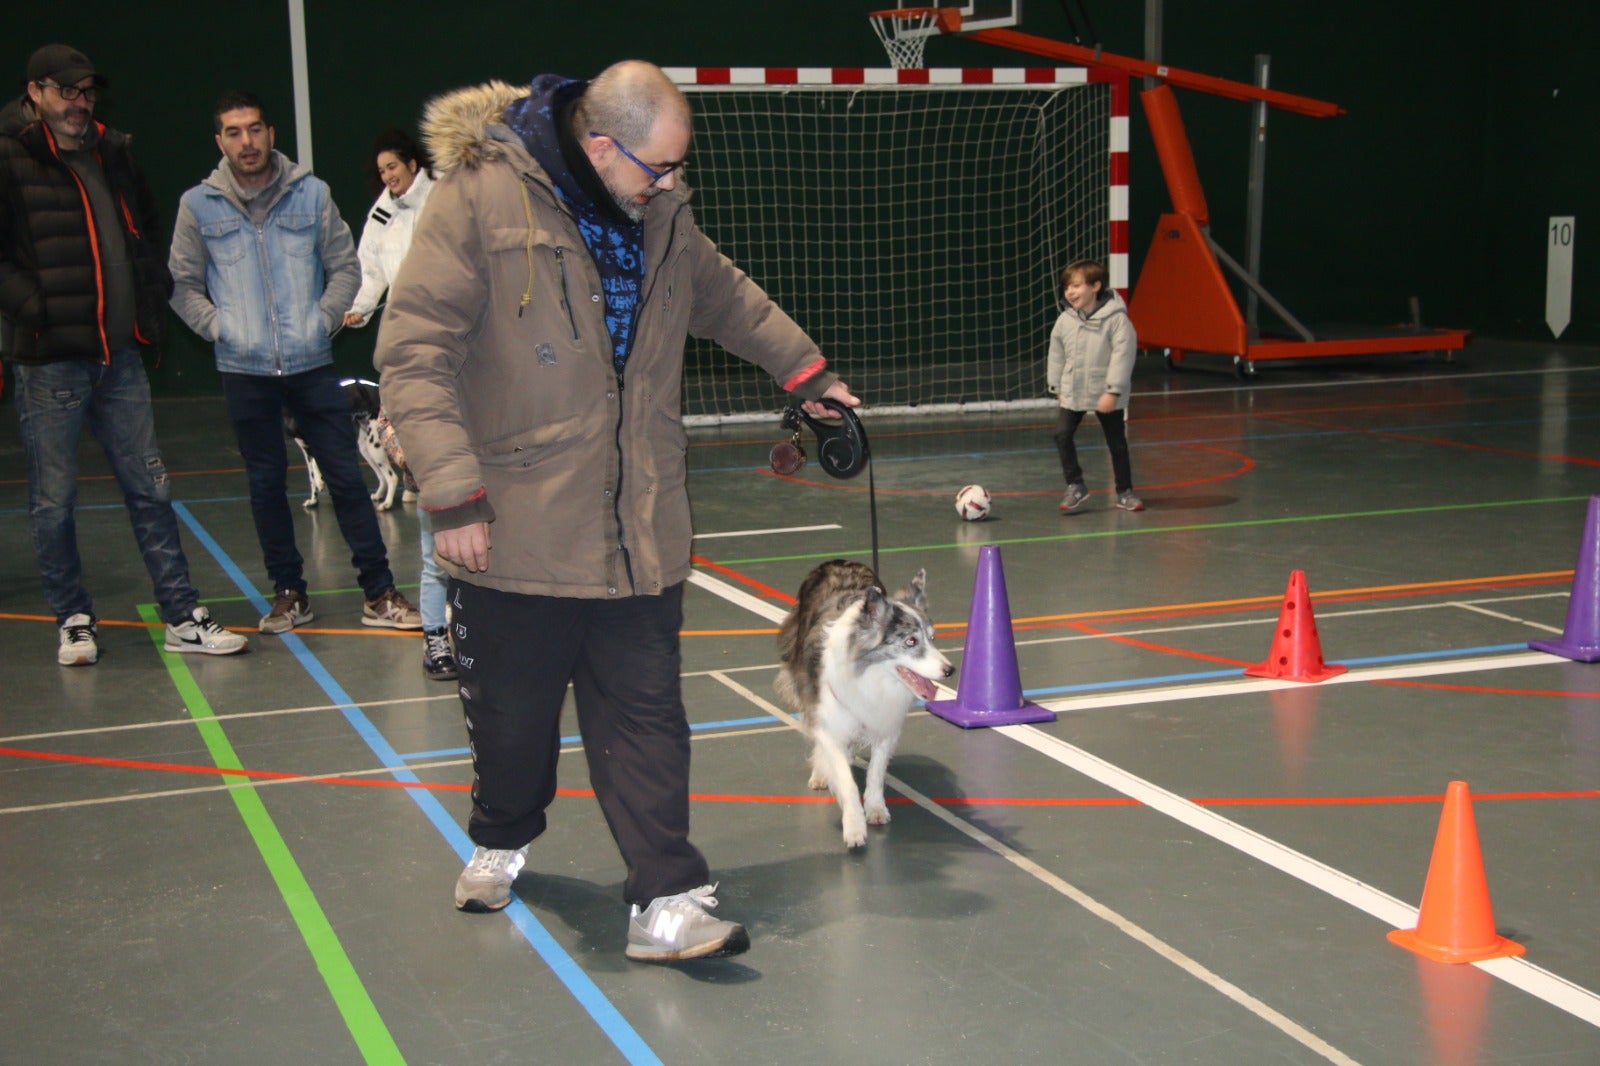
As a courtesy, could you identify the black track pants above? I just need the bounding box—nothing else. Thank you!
[449,578,710,905]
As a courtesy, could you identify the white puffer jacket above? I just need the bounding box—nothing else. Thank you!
[346,168,433,326]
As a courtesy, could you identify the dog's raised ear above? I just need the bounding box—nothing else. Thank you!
[857,585,896,643]
[894,568,929,613]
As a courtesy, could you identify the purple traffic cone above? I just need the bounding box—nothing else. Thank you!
[1530,495,1600,662]
[926,545,1057,728]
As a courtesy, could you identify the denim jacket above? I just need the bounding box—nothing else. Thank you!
[169,151,359,376]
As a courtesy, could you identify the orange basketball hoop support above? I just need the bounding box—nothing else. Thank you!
[951,22,1470,376]
[1128,84,1468,376]
[962,26,1345,118]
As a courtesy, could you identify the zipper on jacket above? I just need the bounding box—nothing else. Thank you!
[554,248,580,341]
[253,222,284,371]
[43,123,112,363]
[611,370,635,592]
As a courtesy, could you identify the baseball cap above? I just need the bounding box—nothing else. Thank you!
[24,44,108,89]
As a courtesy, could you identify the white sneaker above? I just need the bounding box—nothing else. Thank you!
[58,613,98,666]
[454,846,528,912]
[166,607,249,656]
[625,884,750,962]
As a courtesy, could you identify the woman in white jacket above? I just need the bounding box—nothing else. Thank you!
[342,130,452,678]
[344,129,434,329]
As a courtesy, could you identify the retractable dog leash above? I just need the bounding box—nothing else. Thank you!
[771,398,879,575]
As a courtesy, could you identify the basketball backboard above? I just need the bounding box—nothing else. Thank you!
[897,1,1020,32]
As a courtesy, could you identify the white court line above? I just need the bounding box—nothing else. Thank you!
[693,523,841,540]
[0,757,470,816]
[1002,724,1600,1029]
[1039,652,1556,714]
[691,566,1600,1032]
[0,693,457,746]
[711,669,1358,1065]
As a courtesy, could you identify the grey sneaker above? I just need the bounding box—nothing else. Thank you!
[167,607,250,656]
[363,587,422,630]
[1115,490,1145,512]
[1059,482,1090,513]
[625,884,750,962]
[58,613,98,666]
[454,845,528,912]
[260,589,313,634]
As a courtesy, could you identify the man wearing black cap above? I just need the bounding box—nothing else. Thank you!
[0,44,248,665]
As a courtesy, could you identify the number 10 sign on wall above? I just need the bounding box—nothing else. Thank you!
[1547,216,1575,339]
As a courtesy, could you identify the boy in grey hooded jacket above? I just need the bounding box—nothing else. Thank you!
[1047,258,1143,512]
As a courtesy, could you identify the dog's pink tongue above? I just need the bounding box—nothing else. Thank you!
[897,666,938,702]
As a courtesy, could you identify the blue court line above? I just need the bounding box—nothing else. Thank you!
[402,642,1537,760]
[400,714,781,762]
[171,502,661,1066]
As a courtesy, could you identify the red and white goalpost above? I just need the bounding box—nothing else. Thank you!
[666,64,1128,422]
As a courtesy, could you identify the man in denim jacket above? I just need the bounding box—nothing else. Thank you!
[169,90,420,634]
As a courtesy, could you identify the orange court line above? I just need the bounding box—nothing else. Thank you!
[5,746,1598,808]
[0,611,419,638]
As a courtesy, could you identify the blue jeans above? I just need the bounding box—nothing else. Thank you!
[418,508,448,631]
[13,350,199,625]
[220,365,394,599]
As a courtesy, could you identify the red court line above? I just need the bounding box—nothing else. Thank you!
[5,746,1597,808]
[1373,679,1600,698]
[1067,619,1254,667]
[1271,414,1600,467]
[758,441,1254,497]
[691,554,795,604]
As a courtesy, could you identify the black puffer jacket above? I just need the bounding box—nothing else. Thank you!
[0,97,172,364]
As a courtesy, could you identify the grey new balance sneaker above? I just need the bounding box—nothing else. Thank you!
[1115,490,1145,512]
[166,607,249,656]
[260,589,313,634]
[625,884,750,962]
[454,845,528,912]
[57,613,98,666]
[1059,482,1090,513]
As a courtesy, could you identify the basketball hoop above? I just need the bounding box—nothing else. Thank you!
[869,7,960,70]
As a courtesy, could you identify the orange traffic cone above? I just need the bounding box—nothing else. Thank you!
[1387,781,1527,964]
[1244,570,1347,683]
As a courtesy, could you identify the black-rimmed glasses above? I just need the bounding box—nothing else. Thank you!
[39,81,100,102]
[588,132,686,184]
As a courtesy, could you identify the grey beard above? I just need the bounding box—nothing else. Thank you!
[602,174,651,223]
[613,191,648,223]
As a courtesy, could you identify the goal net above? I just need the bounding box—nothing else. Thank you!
[667,67,1129,424]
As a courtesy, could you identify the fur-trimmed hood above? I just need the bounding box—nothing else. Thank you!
[420,80,532,175]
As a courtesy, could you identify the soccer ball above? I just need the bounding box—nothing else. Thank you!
[955,484,992,521]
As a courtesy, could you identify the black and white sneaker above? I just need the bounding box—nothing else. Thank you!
[422,627,458,681]
[58,613,99,666]
[166,607,249,656]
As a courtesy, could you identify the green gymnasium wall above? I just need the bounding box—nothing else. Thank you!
[5,2,1595,397]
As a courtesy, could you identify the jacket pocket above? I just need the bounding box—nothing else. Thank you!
[476,413,583,468]
[275,212,319,258]
[199,218,247,266]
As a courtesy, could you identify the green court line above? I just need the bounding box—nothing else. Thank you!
[139,605,404,1064]
[709,494,1592,566]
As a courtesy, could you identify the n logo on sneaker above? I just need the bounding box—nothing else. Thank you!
[650,909,685,943]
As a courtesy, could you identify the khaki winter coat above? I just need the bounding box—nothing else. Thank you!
[374,82,837,599]
[1046,291,1136,413]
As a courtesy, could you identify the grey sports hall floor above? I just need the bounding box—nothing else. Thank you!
[4,339,1600,1065]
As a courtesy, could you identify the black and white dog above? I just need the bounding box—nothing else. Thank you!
[775,559,954,848]
[285,377,415,511]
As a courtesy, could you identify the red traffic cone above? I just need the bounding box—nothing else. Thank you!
[1244,570,1347,683]
[926,545,1056,729]
[1387,781,1527,964]
[1530,495,1600,662]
